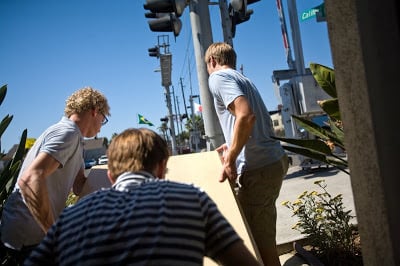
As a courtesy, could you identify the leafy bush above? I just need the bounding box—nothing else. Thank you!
[0,84,27,265]
[0,85,27,216]
[273,63,349,174]
[282,179,362,265]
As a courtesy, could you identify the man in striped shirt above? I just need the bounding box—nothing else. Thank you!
[25,128,260,266]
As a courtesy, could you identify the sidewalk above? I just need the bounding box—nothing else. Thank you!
[276,165,356,265]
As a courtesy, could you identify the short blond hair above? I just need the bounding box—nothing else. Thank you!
[64,86,110,117]
[107,128,169,180]
[204,42,236,69]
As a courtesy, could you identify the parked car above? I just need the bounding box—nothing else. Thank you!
[84,159,97,169]
[98,155,108,165]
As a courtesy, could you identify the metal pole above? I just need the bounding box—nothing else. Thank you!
[179,77,189,118]
[189,0,225,150]
[164,85,178,155]
[219,0,234,46]
[287,0,306,75]
[175,95,183,134]
[172,86,180,138]
[189,95,199,152]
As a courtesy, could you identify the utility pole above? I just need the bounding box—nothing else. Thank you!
[189,0,225,150]
[189,94,200,152]
[179,77,189,118]
[157,35,178,155]
[172,86,181,143]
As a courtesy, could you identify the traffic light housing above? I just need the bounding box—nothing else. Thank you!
[148,46,160,58]
[146,13,182,37]
[229,0,260,37]
[143,0,188,37]
[143,0,186,16]
[180,114,188,121]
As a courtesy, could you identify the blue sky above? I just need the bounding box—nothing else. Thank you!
[0,0,332,152]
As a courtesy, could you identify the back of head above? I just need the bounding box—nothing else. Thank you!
[107,128,169,180]
[205,42,237,69]
[64,86,110,118]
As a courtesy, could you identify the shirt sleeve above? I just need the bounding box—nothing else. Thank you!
[209,71,244,109]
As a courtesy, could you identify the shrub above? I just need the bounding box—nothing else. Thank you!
[282,179,362,265]
[0,84,28,265]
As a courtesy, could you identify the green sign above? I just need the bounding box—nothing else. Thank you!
[301,7,318,21]
[300,3,325,22]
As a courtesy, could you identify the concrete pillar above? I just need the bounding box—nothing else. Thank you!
[325,0,400,264]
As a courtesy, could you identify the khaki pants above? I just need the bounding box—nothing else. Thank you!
[236,154,289,250]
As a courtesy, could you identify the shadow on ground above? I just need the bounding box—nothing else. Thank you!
[285,166,342,180]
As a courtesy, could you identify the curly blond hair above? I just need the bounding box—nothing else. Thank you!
[64,86,110,117]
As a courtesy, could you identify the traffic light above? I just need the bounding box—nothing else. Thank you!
[146,13,182,37]
[148,46,160,58]
[143,0,188,37]
[180,114,188,121]
[230,0,260,16]
[229,0,260,37]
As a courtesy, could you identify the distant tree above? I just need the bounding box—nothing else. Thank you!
[185,115,205,135]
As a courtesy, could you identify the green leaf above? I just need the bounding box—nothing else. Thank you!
[0,84,7,106]
[281,145,328,163]
[319,99,341,120]
[292,115,335,140]
[329,120,345,149]
[274,137,332,154]
[325,156,348,167]
[0,115,13,140]
[310,63,337,98]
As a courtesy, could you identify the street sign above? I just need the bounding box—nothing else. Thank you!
[300,3,325,22]
[301,7,318,21]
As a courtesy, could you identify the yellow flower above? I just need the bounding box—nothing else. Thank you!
[281,200,290,206]
[293,199,303,205]
[314,179,325,185]
[333,194,343,201]
[309,191,319,196]
[291,222,301,230]
[298,191,308,199]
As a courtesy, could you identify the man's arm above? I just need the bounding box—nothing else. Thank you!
[18,152,59,233]
[215,241,261,266]
[220,95,255,182]
[73,168,86,195]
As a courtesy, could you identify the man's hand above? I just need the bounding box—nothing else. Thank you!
[216,144,237,183]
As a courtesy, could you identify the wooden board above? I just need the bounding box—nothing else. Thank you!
[79,151,259,265]
[165,151,259,265]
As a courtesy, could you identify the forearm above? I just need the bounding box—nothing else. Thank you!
[73,169,87,195]
[18,173,55,233]
[227,114,255,164]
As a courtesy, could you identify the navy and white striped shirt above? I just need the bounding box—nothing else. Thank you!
[25,172,242,266]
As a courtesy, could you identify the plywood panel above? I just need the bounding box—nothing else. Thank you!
[165,151,259,265]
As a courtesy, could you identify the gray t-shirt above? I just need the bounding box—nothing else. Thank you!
[1,116,84,249]
[208,68,284,173]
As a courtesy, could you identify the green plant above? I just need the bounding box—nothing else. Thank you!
[282,179,362,265]
[66,191,79,206]
[0,85,27,216]
[273,63,349,174]
[0,84,28,265]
